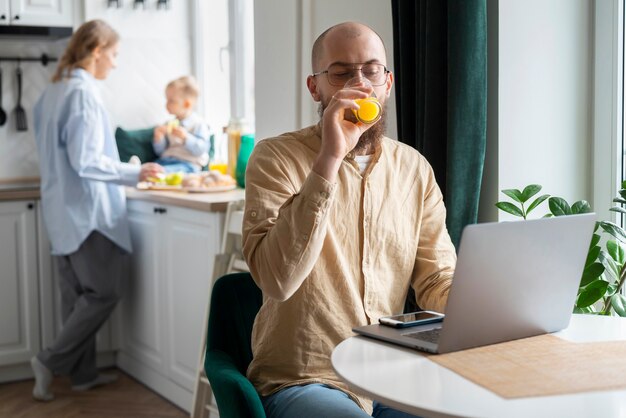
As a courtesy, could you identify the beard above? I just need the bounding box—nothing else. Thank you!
[318,99,387,155]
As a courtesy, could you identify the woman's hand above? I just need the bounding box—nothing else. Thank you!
[138,162,164,182]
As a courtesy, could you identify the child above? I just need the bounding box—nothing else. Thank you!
[153,76,210,173]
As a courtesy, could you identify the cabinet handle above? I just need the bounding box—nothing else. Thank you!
[27,203,34,210]
[13,15,19,20]
[153,207,167,214]
[0,15,6,20]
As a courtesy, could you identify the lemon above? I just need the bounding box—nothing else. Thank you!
[165,172,184,186]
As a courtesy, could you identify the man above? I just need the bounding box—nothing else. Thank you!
[243,22,456,417]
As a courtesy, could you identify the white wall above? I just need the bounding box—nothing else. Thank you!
[480,0,593,221]
[84,1,193,130]
[0,1,194,181]
[254,0,397,141]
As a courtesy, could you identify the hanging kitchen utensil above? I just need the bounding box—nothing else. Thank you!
[14,62,27,131]
[0,65,6,127]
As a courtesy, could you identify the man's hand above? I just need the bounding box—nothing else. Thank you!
[153,125,168,143]
[170,126,188,144]
[138,162,165,182]
[313,83,375,182]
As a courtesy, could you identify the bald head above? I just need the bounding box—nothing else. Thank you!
[311,22,387,72]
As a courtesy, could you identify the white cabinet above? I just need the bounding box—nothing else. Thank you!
[119,199,222,411]
[0,200,40,366]
[0,0,73,27]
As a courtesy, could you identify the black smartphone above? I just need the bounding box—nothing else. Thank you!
[378,310,445,328]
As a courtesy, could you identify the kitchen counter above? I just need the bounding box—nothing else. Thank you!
[0,177,246,211]
[0,178,40,201]
[125,187,245,212]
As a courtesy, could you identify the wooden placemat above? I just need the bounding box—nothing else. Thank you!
[429,334,626,398]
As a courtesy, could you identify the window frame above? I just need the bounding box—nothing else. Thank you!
[593,0,624,223]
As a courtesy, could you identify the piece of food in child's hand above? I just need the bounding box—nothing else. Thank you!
[167,119,180,134]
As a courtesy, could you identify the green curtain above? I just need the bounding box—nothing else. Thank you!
[391,0,487,248]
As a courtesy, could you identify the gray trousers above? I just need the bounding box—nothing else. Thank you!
[37,231,129,385]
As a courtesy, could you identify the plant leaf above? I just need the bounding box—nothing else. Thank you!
[574,306,596,314]
[495,202,524,218]
[609,207,626,214]
[576,279,609,308]
[526,194,550,214]
[501,189,523,203]
[585,245,601,267]
[571,200,591,214]
[611,294,626,316]
[598,250,619,283]
[620,189,626,200]
[590,233,601,248]
[612,197,626,204]
[607,240,626,265]
[548,197,572,216]
[600,221,626,244]
[521,184,542,202]
[580,262,605,286]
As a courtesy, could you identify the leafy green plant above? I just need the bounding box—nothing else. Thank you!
[495,183,626,316]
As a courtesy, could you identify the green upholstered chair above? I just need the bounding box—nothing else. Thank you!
[115,126,214,170]
[204,272,266,418]
[115,126,158,163]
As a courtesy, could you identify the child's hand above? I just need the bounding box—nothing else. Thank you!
[153,125,168,143]
[170,126,188,144]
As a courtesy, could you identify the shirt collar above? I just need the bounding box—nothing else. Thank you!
[70,68,96,83]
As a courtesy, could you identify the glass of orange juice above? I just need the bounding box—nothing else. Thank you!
[344,77,382,124]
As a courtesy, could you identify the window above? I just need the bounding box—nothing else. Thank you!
[593,0,624,223]
[193,0,255,137]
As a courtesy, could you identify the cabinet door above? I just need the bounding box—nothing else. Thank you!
[163,206,220,391]
[0,0,9,25]
[9,0,72,26]
[0,201,39,366]
[120,200,168,374]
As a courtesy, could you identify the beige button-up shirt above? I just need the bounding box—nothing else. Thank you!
[242,124,456,413]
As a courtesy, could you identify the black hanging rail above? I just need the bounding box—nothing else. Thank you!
[0,54,57,66]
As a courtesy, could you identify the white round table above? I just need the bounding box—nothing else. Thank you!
[331,314,626,418]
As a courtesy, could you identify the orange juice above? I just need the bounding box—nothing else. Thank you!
[209,163,228,174]
[353,97,381,124]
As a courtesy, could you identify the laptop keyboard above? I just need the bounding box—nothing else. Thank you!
[403,327,442,344]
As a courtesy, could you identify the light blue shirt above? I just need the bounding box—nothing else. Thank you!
[34,68,141,255]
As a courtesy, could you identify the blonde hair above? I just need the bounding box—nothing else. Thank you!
[166,76,200,100]
[52,20,119,82]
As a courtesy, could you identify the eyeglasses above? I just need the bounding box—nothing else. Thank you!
[311,63,390,86]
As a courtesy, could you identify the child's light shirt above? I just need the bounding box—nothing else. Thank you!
[153,112,210,168]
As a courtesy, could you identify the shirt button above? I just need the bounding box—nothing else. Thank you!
[302,234,308,240]
[250,210,257,218]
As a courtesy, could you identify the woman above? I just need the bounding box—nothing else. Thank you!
[31,19,163,401]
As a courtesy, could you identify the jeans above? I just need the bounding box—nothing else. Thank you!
[155,157,199,173]
[262,383,422,418]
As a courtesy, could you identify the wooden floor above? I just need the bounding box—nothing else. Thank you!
[0,368,188,418]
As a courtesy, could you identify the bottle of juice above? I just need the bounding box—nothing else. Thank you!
[226,118,243,179]
[209,129,228,174]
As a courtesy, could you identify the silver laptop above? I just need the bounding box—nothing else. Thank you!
[353,213,596,354]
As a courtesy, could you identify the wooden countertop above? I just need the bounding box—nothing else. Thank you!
[0,177,40,201]
[125,187,245,212]
[0,189,40,201]
[0,177,245,212]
